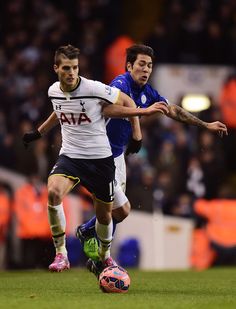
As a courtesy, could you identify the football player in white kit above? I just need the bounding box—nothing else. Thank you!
[23,44,169,273]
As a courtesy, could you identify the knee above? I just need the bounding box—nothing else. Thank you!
[96,212,112,225]
[112,202,131,222]
[121,202,131,220]
[47,185,63,205]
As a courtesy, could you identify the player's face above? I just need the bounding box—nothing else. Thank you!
[127,54,153,87]
[54,57,79,91]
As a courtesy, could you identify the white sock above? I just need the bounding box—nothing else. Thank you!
[48,203,67,256]
[95,219,113,261]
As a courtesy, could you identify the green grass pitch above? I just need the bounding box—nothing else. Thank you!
[0,267,235,309]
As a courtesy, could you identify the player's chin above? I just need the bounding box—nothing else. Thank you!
[66,80,76,87]
[139,79,148,86]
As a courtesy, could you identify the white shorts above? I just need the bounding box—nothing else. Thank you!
[113,153,128,209]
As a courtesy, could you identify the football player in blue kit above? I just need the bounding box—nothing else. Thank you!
[75,44,228,272]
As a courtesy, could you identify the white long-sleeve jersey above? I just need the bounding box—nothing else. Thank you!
[48,76,120,159]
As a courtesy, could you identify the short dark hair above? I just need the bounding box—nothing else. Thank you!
[54,44,80,65]
[125,44,154,71]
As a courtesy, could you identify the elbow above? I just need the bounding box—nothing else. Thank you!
[124,100,136,108]
[102,111,109,117]
[120,92,136,108]
[168,104,179,119]
[102,109,108,117]
[102,106,113,118]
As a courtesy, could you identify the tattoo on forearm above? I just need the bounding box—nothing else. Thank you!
[169,105,207,128]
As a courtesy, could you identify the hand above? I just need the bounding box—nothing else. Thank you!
[145,102,169,116]
[22,130,41,148]
[125,138,142,156]
[206,121,228,137]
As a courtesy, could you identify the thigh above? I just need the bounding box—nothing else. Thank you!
[48,174,75,197]
[114,154,126,192]
[113,182,128,209]
[49,155,80,188]
[81,156,115,203]
[50,155,115,203]
[49,155,81,196]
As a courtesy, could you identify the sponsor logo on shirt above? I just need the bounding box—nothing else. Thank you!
[59,112,91,125]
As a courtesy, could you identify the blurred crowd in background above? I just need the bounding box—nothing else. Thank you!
[0,0,236,269]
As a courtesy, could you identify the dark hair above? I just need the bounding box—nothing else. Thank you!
[54,44,80,65]
[125,44,154,71]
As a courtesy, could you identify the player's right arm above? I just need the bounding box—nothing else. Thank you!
[22,112,59,147]
[37,112,59,135]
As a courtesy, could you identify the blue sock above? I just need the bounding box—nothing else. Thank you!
[82,216,96,236]
[82,216,119,237]
[112,217,119,236]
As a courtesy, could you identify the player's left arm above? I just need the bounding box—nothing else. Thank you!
[167,104,228,137]
[115,91,142,141]
[106,80,143,154]
[102,93,144,154]
[97,81,168,118]
[102,92,169,155]
[102,92,169,118]
[116,90,143,154]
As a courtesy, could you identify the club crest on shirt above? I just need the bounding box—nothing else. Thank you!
[141,94,147,104]
[80,100,86,112]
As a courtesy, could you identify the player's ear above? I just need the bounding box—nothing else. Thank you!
[127,62,132,72]
[53,64,58,74]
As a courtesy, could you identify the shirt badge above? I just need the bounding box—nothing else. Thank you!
[105,85,112,95]
[141,94,147,104]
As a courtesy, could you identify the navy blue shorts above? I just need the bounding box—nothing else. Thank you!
[49,155,115,203]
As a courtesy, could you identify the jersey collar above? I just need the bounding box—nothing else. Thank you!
[60,77,81,93]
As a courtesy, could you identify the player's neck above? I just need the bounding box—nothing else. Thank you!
[60,77,80,92]
[129,72,144,88]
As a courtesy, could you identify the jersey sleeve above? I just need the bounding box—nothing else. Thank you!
[151,86,169,104]
[110,77,129,95]
[48,82,60,99]
[92,80,120,104]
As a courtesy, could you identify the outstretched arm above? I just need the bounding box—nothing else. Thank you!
[167,104,228,137]
[23,112,59,147]
[102,91,169,118]
[37,112,59,135]
[102,91,169,155]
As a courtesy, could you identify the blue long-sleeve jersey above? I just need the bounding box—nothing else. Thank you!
[106,71,168,158]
